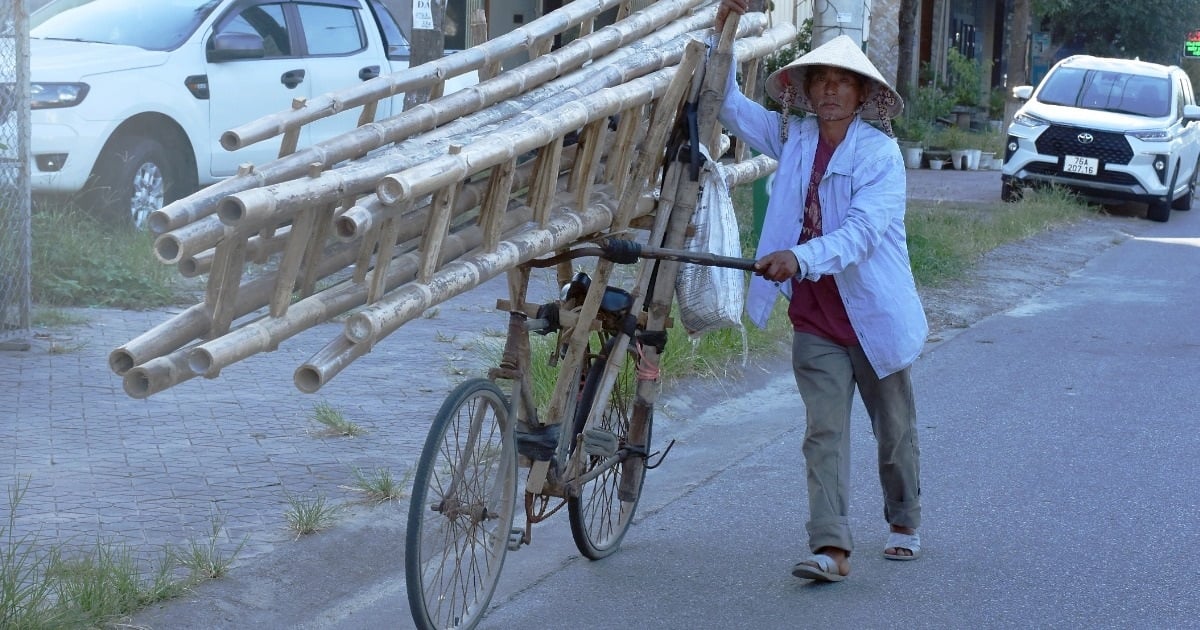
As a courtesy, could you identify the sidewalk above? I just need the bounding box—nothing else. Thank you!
[2,166,1003,617]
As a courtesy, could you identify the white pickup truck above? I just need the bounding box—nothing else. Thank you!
[30,0,470,227]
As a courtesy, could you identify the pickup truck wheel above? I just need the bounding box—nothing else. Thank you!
[90,136,181,229]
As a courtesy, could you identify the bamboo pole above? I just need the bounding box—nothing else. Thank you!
[330,141,584,245]
[219,0,640,151]
[178,225,292,278]
[376,66,679,206]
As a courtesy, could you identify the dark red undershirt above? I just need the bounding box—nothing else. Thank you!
[787,135,858,346]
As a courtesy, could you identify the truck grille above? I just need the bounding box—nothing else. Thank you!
[1035,125,1133,165]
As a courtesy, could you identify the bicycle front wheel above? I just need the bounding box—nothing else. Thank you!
[406,378,517,630]
[567,345,651,559]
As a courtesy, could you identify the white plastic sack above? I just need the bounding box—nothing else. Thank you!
[675,145,745,337]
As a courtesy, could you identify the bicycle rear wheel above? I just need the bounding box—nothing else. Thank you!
[407,378,517,630]
[567,342,651,559]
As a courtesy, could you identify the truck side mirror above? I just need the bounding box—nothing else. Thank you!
[1012,86,1033,101]
[207,32,266,62]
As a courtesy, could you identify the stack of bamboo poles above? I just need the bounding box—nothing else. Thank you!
[110,0,794,398]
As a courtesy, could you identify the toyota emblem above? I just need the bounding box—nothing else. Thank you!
[1077,132,1094,144]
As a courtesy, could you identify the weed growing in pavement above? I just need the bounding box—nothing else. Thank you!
[1,478,238,628]
[348,467,411,504]
[310,402,364,437]
[284,494,342,538]
[1,478,62,628]
[48,536,183,623]
[170,514,246,580]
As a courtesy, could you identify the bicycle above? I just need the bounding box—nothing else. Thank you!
[404,237,755,629]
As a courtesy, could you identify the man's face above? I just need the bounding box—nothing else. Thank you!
[804,66,866,123]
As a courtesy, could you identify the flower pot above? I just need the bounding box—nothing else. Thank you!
[929,160,946,170]
[966,149,983,171]
[950,149,969,170]
[903,147,924,169]
[980,151,996,170]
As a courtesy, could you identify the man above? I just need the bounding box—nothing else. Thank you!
[715,1,928,582]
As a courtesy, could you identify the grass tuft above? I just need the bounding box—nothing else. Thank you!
[348,467,411,504]
[309,402,364,437]
[170,514,246,581]
[284,494,342,538]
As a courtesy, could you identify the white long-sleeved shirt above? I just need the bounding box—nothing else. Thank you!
[718,73,928,378]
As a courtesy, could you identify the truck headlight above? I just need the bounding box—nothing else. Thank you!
[31,83,89,109]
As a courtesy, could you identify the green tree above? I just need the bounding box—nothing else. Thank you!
[1035,0,1200,64]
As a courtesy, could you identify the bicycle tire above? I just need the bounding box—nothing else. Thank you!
[406,378,517,630]
[567,342,651,559]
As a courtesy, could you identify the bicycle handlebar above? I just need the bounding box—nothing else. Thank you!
[526,237,757,272]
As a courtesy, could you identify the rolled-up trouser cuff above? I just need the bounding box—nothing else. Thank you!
[806,516,853,555]
[885,499,921,531]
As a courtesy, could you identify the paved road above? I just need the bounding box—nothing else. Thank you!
[17,166,1176,629]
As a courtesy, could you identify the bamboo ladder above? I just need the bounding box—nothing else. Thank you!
[110,0,793,400]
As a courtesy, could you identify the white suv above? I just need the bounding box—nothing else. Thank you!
[1001,55,1200,222]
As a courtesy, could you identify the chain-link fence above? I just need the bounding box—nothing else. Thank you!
[0,0,30,348]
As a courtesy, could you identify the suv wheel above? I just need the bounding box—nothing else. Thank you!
[1146,198,1172,222]
[88,135,183,229]
[1171,159,1198,211]
[1001,177,1019,202]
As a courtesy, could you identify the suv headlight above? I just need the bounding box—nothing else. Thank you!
[31,83,90,109]
[1128,129,1170,142]
[1011,111,1047,128]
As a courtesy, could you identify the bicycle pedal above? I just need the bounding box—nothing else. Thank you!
[582,428,619,457]
[507,528,525,551]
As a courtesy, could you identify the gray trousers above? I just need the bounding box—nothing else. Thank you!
[791,332,921,555]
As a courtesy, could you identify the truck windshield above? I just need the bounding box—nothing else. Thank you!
[31,0,222,51]
[1037,67,1171,118]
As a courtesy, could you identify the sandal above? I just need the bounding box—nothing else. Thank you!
[883,531,921,561]
[791,553,848,582]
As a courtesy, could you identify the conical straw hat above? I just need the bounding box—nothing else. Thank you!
[765,35,903,121]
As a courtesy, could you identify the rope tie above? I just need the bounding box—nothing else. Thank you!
[635,340,660,381]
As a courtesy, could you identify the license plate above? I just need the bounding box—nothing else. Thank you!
[1063,155,1099,176]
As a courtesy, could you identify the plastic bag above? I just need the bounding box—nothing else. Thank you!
[675,146,745,337]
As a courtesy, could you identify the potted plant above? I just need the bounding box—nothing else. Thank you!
[893,115,930,169]
[946,49,985,129]
[930,126,973,169]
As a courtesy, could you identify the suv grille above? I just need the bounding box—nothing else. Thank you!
[1035,125,1133,165]
[1024,162,1140,185]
